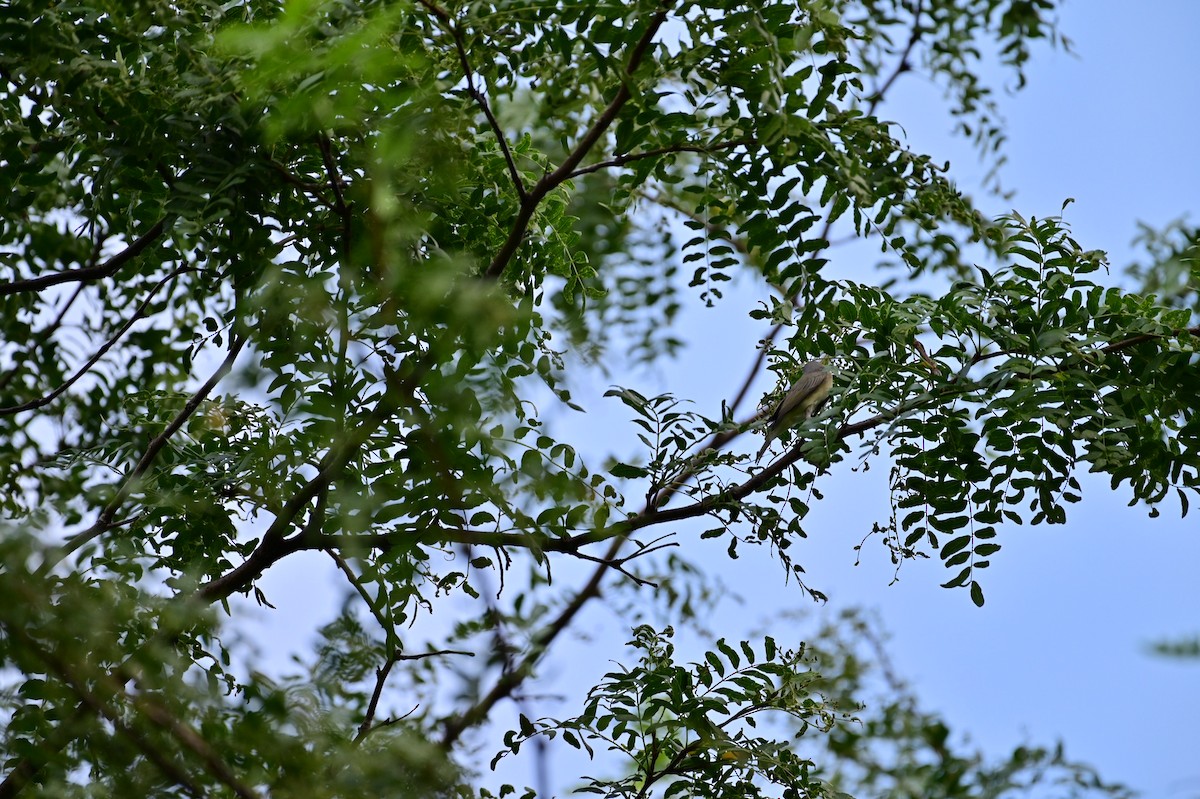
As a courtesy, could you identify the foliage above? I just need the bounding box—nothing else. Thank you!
[0,0,1194,796]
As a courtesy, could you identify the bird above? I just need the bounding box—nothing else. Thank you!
[755,359,833,461]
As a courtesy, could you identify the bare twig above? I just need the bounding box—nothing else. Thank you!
[568,537,678,588]
[356,648,474,742]
[357,654,402,742]
[864,0,925,117]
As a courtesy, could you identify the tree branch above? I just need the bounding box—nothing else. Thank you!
[53,332,247,565]
[436,321,1200,747]
[0,217,168,296]
[864,0,925,116]
[196,360,431,603]
[565,138,753,181]
[317,133,353,259]
[418,0,527,201]
[0,266,199,416]
[0,618,256,799]
[483,1,672,278]
[0,283,82,392]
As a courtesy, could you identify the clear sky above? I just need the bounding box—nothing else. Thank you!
[242,2,1200,795]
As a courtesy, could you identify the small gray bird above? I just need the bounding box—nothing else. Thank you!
[756,359,833,461]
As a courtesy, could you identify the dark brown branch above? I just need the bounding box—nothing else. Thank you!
[325,326,1200,569]
[440,517,630,748]
[565,139,753,181]
[357,648,473,742]
[196,360,430,603]
[0,217,168,296]
[357,655,401,742]
[864,0,925,116]
[0,266,198,416]
[317,133,353,259]
[483,1,671,278]
[262,153,333,199]
[1099,325,1200,354]
[418,0,527,200]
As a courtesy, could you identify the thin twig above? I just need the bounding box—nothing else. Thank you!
[356,648,474,742]
[0,266,199,416]
[53,332,247,564]
[317,133,353,258]
[483,1,672,278]
[565,139,752,181]
[418,0,527,200]
[357,655,400,742]
[327,548,397,645]
[864,0,925,117]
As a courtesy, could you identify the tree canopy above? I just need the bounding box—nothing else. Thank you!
[1,0,1196,796]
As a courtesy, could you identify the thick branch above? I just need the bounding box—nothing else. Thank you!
[0,217,167,296]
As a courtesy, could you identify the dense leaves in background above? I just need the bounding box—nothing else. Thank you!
[0,0,1195,796]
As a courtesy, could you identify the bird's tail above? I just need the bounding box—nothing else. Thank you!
[755,434,773,463]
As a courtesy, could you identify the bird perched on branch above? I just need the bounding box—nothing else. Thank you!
[756,359,833,461]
